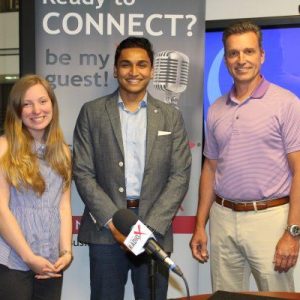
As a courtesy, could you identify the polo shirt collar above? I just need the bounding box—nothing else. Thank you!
[226,76,270,104]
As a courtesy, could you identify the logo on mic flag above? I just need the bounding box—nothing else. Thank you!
[124,220,155,255]
[133,224,146,236]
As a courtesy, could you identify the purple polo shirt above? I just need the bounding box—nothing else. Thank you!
[204,77,300,201]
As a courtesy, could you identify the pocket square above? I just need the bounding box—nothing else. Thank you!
[158,130,171,136]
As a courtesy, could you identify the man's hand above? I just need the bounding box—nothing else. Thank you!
[190,227,209,263]
[273,231,300,273]
[107,220,127,250]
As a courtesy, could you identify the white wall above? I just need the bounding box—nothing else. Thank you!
[0,12,19,76]
[206,0,300,20]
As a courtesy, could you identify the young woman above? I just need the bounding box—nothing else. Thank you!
[0,74,72,300]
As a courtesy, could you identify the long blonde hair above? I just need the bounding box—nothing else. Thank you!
[0,74,71,195]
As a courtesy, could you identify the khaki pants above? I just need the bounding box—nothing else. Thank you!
[209,201,294,292]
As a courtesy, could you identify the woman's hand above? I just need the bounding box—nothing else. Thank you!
[26,254,62,279]
[34,251,73,279]
[54,251,73,273]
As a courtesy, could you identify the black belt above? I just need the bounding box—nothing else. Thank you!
[215,195,289,212]
[127,199,139,208]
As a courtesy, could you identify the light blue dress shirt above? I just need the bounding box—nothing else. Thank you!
[118,94,147,200]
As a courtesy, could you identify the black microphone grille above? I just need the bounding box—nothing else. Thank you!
[112,209,138,236]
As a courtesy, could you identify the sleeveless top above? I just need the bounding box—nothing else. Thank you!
[0,143,63,271]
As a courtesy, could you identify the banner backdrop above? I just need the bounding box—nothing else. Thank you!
[35,1,206,298]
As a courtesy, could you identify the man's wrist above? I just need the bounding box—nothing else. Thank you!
[105,218,113,229]
[285,224,300,238]
[194,222,207,231]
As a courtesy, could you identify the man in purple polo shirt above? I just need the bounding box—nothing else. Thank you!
[190,21,300,292]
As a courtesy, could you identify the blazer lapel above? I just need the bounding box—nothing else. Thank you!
[106,92,124,157]
[145,97,160,166]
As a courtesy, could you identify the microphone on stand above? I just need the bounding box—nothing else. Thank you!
[112,209,183,277]
[153,50,189,108]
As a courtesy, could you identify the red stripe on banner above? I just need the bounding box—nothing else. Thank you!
[72,216,81,234]
[72,215,196,234]
[172,216,196,234]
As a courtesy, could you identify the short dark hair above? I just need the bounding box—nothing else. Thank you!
[114,37,154,67]
[222,21,263,51]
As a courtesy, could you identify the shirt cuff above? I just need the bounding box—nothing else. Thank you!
[104,218,112,228]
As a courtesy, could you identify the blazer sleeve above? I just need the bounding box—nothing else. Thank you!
[72,103,118,227]
[143,108,192,236]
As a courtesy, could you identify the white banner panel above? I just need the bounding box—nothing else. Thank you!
[35,1,206,298]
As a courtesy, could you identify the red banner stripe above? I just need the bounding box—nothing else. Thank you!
[172,216,196,234]
[72,215,196,234]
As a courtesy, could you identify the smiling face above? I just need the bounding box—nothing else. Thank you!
[21,84,53,141]
[224,31,265,87]
[114,47,153,102]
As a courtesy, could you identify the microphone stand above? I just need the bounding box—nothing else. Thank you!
[149,258,157,300]
[165,92,180,109]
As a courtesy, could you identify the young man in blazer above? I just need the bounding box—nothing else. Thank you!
[73,37,191,300]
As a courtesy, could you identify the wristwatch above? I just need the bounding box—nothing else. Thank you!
[286,225,300,237]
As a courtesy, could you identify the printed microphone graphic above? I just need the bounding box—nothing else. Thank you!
[153,50,189,108]
[112,209,183,277]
